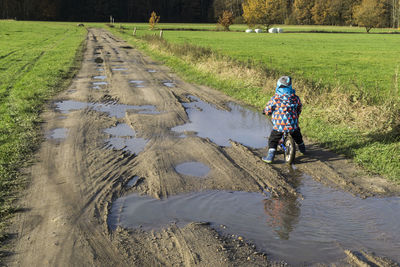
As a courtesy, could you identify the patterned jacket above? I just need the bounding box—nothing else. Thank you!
[264,87,302,133]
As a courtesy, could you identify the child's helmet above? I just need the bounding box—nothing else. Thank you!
[277,76,292,88]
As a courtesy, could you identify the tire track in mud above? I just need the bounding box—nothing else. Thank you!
[7,28,400,266]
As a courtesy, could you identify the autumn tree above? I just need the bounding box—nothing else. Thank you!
[218,10,234,30]
[311,0,329,24]
[265,0,289,25]
[242,0,286,30]
[149,11,160,30]
[353,0,387,32]
[293,0,314,24]
[242,0,267,28]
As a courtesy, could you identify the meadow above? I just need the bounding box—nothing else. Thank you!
[118,23,400,103]
[108,23,400,181]
[0,20,86,241]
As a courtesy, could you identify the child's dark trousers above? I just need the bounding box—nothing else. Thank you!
[268,128,304,150]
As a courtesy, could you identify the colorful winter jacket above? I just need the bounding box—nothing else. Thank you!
[264,86,302,133]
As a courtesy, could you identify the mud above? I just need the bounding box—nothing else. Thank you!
[5,28,400,267]
[175,162,210,177]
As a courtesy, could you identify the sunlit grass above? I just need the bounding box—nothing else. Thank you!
[0,20,86,242]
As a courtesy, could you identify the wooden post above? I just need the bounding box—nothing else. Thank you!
[160,30,163,38]
[133,27,137,36]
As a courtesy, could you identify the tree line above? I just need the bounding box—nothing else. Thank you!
[0,0,399,28]
[0,0,214,22]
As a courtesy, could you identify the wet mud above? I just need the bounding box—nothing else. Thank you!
[6,28,400,267]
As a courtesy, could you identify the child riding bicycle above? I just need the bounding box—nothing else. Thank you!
[262,76,306,163]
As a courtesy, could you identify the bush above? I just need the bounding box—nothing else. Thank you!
[149,11,160,30]
[218,10,234,31]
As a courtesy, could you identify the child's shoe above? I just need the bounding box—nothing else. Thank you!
[298,142,306,155]
[262,148,276,163]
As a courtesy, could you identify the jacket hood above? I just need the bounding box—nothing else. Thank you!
[275,76,295,96]
[275,85,295,96]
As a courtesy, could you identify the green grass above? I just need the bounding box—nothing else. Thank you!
[131,28,399,103]
[0,20,86,244]
[107,24,400,181]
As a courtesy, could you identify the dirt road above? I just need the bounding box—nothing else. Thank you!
[6,28,400,266]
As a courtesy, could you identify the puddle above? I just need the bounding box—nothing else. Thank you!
[129,80,145,88]
[126,176,141,187]
[172,96,271,148]
[55,100,88,113]
[109,175,400,265]
[93,86,101,90]
[47,128,68,139]
[112,68,127,71]
[163,82,175,87]
[93,81,108,86]
[93,75,106,80]
[104,123,135,137]
[96,68,104,72]
[55,100,159,118]
[104,123,147,154]
[147,69,157,73]
[175,162,210,177]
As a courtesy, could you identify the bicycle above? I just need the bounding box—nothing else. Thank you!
[277,132,296,164]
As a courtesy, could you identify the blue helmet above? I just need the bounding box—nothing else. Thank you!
[277,76,292,88]
[276,76,295,96]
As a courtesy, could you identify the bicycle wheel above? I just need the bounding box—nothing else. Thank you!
[284,135,296,164]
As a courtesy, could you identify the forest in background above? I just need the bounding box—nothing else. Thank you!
[0,0,399,27]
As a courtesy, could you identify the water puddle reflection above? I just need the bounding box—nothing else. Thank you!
[163,81,175,87]
[147,69,157,73]
[93,81,108,86]
[93,75,106,80]
[175,162,210,177]
[47,128,68,140]
[172,96,271,148]
[54,100,159,118]
[129,80,145,88]
[104,124,147,154]
[109,175,400,264]
[104,123,135,137]
[126,176,141,187]
[106,136,147,155]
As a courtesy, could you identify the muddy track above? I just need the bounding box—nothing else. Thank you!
[5,28,400,266]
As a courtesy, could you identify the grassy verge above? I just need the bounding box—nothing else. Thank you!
[106,25,399,182]
[0,21,86,248]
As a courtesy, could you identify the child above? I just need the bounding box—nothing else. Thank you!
[262,76,305,163]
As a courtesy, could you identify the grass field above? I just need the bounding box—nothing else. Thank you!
[117,23,400,103]
[0,20,86,242]
[107,23,400,181]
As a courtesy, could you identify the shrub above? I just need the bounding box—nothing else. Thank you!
[149,11,160,30]
[218,10,234,31]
